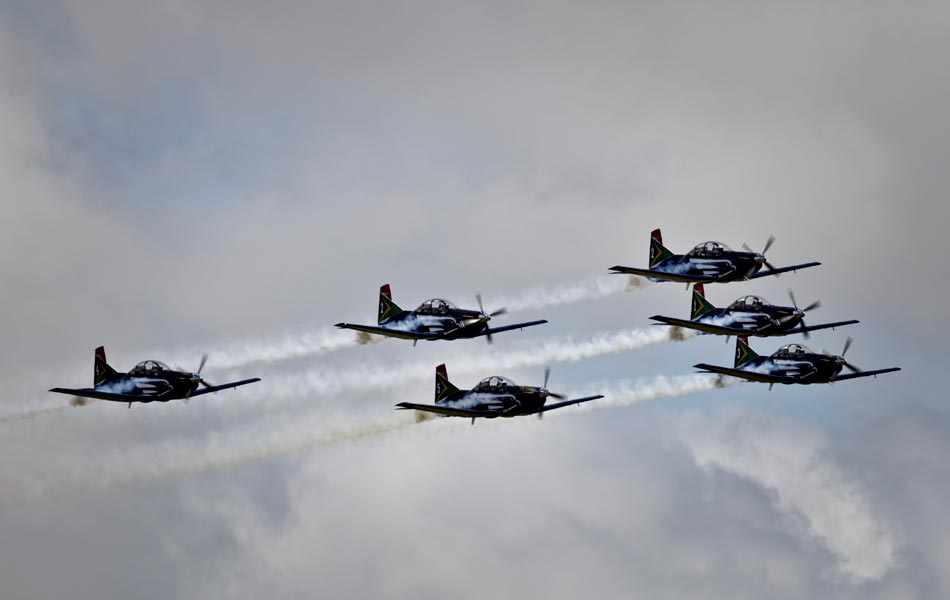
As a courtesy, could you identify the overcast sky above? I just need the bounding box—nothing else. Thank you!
[1,1,948,598]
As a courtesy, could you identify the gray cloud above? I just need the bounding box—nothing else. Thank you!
[1,1,947,598]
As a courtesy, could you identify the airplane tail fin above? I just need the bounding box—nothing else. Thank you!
[649,228,674,268]
[691,283,716,320]
[378,284,403,324]
[94,346,119,386]
[735,336,759,368]
[435,364,460,403]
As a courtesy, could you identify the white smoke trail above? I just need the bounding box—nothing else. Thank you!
[495,275,648,312]
[1,326,694,425]
[0,403,69,424]
[160,326,375,372]
[571,373,732,414]
[248,326,696,403]
[154,276,646,371]
[0,372,722,510]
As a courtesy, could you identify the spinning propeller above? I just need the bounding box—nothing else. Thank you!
[824,337,862,377]
[839,337,862,373]
[185,353,213,400]
[779,288,821,339]
[537,365,566,420]
[742,234,777,273]
[475,292,508,345]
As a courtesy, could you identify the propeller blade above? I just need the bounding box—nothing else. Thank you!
[842,336,853,357]
[844,362,862,373]
[762,234,776,255]
[741,242,754,253]
[787,288,798,309]
[543,366,551,389]
[485,330,494,345]
[197,353,208,375]
[803,300,821,313]
[764,260,778,273]
[475,292,485,314]
[548,392,567,400]
[199,378,214,388]
[490,307,508,317]
[801,321,811,340]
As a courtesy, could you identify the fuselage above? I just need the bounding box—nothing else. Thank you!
[384,308,490,340]
[96,370,201,402]
[652,251,765,283]
[438,386,552,417]
[740,352,845,384]
[697,304,804,335]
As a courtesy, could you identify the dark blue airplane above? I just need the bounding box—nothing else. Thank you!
[650,283,859,339]
[396,364,603,424]
[694,337,900,389]
[336,284,546,345]
[610,229,820,284]
[50,347,260,407]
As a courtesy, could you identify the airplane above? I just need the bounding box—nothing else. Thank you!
[650,283,859,340]
[395,364,604,424]
[609,228,821,284]
[49,347,260,407]
[694,336,900,389]
[335,284,547,344]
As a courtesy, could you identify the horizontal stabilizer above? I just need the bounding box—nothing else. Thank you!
[48,387,140,403]
[650,315,745,336]
[395,402,500,419]
[609,266,709,283]
[335,322,437,341]
[693,364,794,384]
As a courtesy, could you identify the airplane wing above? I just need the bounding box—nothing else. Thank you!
[784,319,860,335]
[335,322,438,341]
[748,261,821,279]
[649,315,747,335]
[539,395,604,413]
[693,364,797,384]
[608,266,710,283]
[188,378,261,397]
[832,367,901,382]
[469,320,548,338]
[48,387,141,402]
[395,402,501,419]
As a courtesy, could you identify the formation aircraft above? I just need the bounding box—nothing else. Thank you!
[336,284,547,344]
[694,336,900,389]
[610,229,820,284]
[396,364,604,424]
[49,347,260,407]
[650,284,859,339]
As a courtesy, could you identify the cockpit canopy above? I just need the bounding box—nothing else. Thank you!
[687,241,731,257]
[772,344,812,359]
[729,295,768,311]
[474,375,517,393]
[130,360,171,376]
[415,298,457,315]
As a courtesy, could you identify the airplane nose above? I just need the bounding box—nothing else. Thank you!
[755,253,767,263]
[795,310,805,319]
